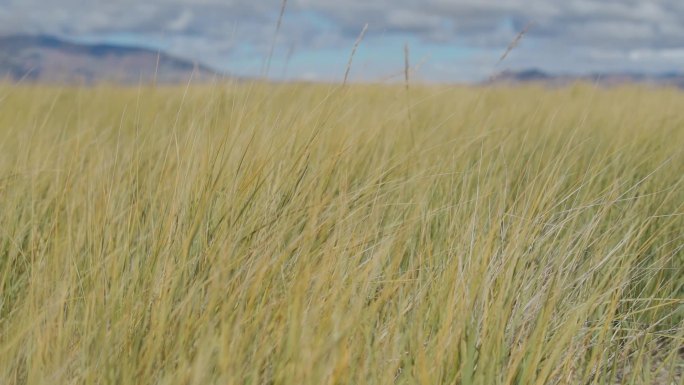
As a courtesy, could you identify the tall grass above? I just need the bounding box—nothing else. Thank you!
[0,82,682,384]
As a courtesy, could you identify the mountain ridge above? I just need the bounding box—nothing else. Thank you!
[0,34,222,84]
[487,68,684,88]
[3,35,684,87]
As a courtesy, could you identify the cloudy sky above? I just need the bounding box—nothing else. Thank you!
[2,0,684,82]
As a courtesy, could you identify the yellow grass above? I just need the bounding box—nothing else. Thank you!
[0,82,682,384]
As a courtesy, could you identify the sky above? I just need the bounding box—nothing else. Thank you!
[1,0,684,82]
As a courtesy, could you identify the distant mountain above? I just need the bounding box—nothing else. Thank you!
[487,68,684,88]
[0,34,222,84]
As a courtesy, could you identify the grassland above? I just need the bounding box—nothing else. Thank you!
[0,82,682,384]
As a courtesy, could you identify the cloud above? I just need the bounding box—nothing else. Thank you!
[1,0,683,80]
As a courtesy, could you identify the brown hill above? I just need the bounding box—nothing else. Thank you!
[0,35,222,84]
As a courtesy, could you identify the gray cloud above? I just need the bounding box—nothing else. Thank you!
[1,0,683,80]
[292,0,684,48]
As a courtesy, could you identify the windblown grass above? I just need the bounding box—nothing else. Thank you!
[0,82,682,384]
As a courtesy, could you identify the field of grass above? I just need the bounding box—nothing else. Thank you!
[0,82,682,384]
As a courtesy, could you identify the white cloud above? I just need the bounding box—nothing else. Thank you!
[629,48,684,61]
[1,0,683,80]
[167,9,194,32]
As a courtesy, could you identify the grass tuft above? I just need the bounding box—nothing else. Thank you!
[0,82,682,384]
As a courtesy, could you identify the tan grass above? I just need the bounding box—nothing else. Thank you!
[0,82,682,384]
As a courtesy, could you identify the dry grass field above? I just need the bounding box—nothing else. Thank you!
[0,82,682,384]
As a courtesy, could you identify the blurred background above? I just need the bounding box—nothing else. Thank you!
[1,0,684,83]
